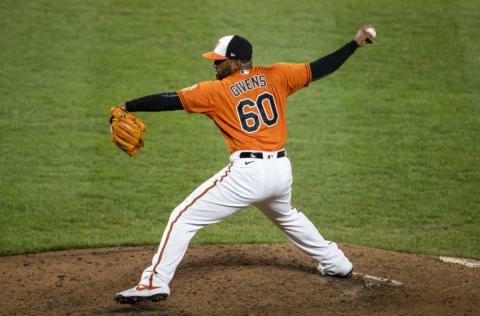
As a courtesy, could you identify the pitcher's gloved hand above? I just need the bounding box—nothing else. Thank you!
[109,107,147,157]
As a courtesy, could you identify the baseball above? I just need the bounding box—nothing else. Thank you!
[365,27,376,38]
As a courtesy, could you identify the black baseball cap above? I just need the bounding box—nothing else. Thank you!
[203,35,252,61]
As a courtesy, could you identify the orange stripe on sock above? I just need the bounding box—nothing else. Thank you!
[152,162,234,275]
[136,284,159,291]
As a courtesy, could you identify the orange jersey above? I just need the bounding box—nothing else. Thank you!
[177,63,312,153]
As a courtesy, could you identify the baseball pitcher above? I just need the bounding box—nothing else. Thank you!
[113,25,376,304]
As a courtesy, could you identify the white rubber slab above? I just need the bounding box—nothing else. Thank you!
[439,256,480,268]
[353,272,403,286]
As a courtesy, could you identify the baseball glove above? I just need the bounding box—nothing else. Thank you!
[109,107,147,157]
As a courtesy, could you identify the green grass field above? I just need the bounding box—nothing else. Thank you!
[1,0,479,259]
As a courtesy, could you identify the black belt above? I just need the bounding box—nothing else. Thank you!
[239,150,286,159]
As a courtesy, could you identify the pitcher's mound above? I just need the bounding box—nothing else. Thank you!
[1,243,478,315]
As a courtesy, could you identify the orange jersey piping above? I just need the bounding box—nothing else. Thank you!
[177,90,191,113]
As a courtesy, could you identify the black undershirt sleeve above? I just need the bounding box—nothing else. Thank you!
[310,40,359,81]
[125,92,183,112]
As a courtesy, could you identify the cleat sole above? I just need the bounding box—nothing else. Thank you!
[115,293,168,304]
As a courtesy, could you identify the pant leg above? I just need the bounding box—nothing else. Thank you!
[255,158,353,276]
[140,161,252,288]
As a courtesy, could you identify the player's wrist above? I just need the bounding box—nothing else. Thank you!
[115,103,127,111]
[350,40,359,49]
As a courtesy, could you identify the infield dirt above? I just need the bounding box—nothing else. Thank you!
[1,243,478,315]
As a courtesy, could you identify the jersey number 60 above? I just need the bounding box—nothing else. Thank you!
[236,92,279,133]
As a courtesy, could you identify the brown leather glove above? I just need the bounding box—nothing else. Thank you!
[109,107,147,157]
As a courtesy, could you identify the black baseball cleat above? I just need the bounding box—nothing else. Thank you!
[317,263,354,278]
[335,267,353,278]
[114,285,170,304]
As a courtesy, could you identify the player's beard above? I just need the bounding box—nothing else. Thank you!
[216,69,230,80]
[215,60,237,80]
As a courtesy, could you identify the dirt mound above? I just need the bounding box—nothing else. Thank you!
[1,243,478,315]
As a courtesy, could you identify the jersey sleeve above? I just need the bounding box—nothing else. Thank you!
[176,81,216,115]
[271,62,312,96]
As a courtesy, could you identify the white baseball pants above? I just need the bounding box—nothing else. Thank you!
[139,150,352,289]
